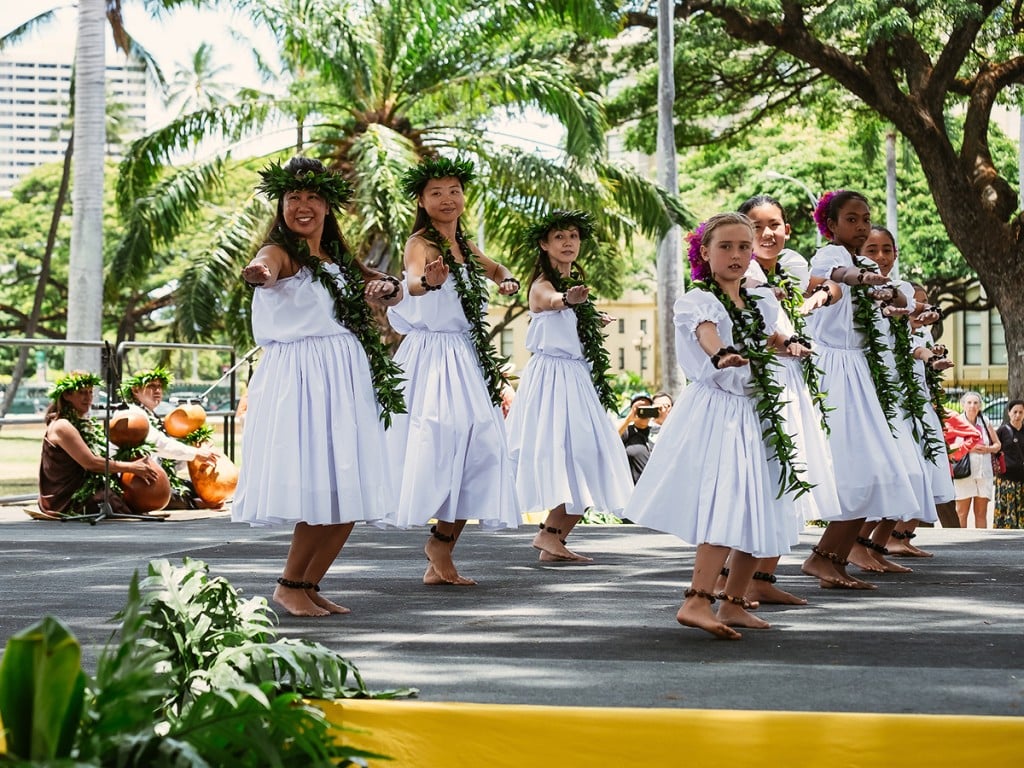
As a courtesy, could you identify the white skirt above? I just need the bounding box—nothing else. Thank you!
[385,330,519,529]
[506,353,632,517]
[812,346,920,520]
[232,333,393,527]
[624,381,795,559]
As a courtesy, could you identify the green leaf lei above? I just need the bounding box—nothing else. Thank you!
[923,344,949,421]
[422,224,509,407]
[890,315,943,462]
[292,239,407,428]
[693,280,812,499]
[62,407,123,512]
[553,274,617,412]
[849,267,902,434]
[762,264,831,433]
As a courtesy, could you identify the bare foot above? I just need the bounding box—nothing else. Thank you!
[747,581,807,606]
[905,542,933,557]
[676,599,742,640]
[532,529,581,560]
[802,552,857,588]
[538,549,593,563]
[819,566,877,590]
[273,585,329,617]
[718,602,771,629]
[423,564,477,586]
[310,591,351,615]
[885,541,917,557]
[849,543,885,573]
[424,536,459,584]
[866,548,913,573]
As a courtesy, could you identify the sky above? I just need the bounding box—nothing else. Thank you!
[2,1,561,156]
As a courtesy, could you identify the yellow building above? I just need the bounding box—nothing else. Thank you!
[487,289,661,388]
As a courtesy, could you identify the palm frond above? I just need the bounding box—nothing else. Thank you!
[0,10,58,51]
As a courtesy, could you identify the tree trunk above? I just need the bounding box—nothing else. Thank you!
[0,135,74,427]
[66,0,106,373]
[654,0,683,394]
[885,129,898,243]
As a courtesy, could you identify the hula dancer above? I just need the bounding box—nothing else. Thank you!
[386,155,520,585]
[234,156,405,617]
[504,210,632,563]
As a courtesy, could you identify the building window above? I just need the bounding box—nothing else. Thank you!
[640,317,647,333]
[963,311,982,365]
[617,318,624,334]
[617,347,625,370]
[989,310,1007,365]
[500,328,514,358]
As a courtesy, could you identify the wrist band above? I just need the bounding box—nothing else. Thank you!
[380,275,401,300]
[500,277,520,293]
[856,268,867,284]
[710,345,739,369]
[562,292,578,307]
[420,274,442,292]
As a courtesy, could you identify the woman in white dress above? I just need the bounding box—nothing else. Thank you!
[728,195,843,606]
[625,212,813,640]
[801,191,921,590]
[386,156,520,586]
[234,157,405,617]
[505,210,633,563]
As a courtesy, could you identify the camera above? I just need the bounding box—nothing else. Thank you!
[636,405,660,419]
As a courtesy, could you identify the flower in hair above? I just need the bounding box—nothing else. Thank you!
[813,189,839,241]
[49,371,103,401]
[119,366,172,403]
[524,209,595,249]
[257,160,353,210]
[686,222,709,281]
[401,156,476,198]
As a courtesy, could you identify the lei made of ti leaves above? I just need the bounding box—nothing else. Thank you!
[763,263,831,433]
[63,407,123,512]
[924,343,949,421]
[693,280,812,499]
[551,272,617,412]
[422,224,509,406]
[849,264,902,435]
[293,239,407,427]
[890,315,943,462]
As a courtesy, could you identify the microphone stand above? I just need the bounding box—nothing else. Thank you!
[61,343,163,524]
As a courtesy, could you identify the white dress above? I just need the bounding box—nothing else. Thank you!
[624,288,796,558]
[505,307,633,517]
[746,250,843,525]
[911,326,955,504]
[233,263,393,527]
[805,245,920,520]
[385,267,519,528]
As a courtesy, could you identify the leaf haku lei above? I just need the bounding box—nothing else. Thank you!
[402,156,476,198]
[293,240,407,427]
[257,161,354,210]
[693,280,812,499]
[423,224,509,406]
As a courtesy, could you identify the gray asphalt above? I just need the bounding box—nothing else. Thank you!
[1,514,1022,716]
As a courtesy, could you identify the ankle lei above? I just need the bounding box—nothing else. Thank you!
[552,272,617,412]
[890,316,943,462]
[693,280,812,499]
[849,263,901,434]
[763,263,830,433]
[293,239,407,427]
[423,224,508,407]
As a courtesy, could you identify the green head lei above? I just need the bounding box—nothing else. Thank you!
[49,371,103,401]
[526,209,595,248]
[402,156,476,198]
[257,160,353,211]
[119,366,173,402]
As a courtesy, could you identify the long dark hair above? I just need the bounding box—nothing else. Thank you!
[738,194,788,223]
[263,156,381,280]
[527,228,587,290]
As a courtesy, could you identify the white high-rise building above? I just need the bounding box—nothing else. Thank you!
[0,56,148,195]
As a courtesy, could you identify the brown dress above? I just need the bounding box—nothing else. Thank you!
[38,431,132,517]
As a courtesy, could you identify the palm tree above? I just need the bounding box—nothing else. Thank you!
[115,0,690,348]
[166,42,232,116]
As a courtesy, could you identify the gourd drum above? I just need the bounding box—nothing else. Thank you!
[121,457,172,513]
[164,403,207,438]
[108,406,150,448]
[188,452,239,505]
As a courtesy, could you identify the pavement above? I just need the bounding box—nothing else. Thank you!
[1,507,1022,717]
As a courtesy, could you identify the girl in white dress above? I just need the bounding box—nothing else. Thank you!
[801,191,920,590]
[625,212,813,640]
[386,156,520,586]
[505,210,633,563]
[235,157,405,617]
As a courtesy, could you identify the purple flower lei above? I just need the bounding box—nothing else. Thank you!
[686,221,709,281]
[812,189,840,241]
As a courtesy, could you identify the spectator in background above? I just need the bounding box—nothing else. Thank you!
[994,399,1024,529]
[619,392,656,483]
[650,391,674,441]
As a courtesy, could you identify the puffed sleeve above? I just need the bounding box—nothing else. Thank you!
[674,289,728,341]
[810,243,851,280]
[778,249,811,293]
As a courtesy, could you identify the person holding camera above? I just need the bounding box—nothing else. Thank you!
[619,393,659,484]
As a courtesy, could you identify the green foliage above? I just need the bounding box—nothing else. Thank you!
[0,557,411,766]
